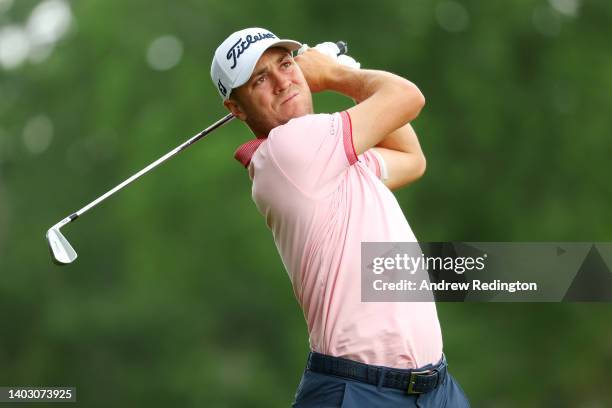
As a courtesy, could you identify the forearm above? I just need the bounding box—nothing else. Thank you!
[323,67,393,102]
[323,66,424,122]
[373,123,427,189]
[376,122,421,154]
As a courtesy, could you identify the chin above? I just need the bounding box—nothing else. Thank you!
[293,97,314,116]
[280,106,308,123]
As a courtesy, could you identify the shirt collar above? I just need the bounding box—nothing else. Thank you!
[233,135,267,168]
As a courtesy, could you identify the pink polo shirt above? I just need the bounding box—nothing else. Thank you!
[236,111,443,369]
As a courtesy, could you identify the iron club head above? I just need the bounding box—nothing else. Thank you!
[46,223,77,265]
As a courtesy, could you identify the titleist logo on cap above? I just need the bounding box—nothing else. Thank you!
[226,32,277,69]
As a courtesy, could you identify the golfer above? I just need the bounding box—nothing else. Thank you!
[211,28,470,407]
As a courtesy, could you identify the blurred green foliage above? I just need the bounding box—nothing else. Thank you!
[1,0,611,406]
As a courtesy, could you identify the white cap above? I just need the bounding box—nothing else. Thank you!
[210,27,302,100]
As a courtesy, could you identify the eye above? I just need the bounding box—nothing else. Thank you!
[254,75,266,86]
[281,60,292,69]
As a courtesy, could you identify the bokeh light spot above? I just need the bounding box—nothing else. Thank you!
[146,35,183,71]
[436,1,470,33]
[23,114,54,154]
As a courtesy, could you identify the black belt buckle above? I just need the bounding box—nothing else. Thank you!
[406,369,437,394]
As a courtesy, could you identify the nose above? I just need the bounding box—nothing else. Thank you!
[272,70,291,95]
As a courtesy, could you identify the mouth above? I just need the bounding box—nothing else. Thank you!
[281,92,299,105]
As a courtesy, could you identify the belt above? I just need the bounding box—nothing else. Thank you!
[307,352,447,394]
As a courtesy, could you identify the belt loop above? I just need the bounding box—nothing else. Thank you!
[377,368,386,392]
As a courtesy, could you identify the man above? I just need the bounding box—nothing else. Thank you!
[211,28,470,407]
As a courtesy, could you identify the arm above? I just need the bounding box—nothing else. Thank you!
[295,50,426,189]
[296,49,425,154]
[345,61,426,190]
[373,123,426,190]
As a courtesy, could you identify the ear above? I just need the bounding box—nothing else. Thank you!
[224,98,247,121]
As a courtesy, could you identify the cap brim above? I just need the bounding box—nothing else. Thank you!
[231,39,302,92]
[270,39,302,52]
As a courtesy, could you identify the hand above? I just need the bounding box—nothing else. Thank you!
[294,48,340,93]
[337,54,360,70]
[298,42,360,68]
[303,42,361,70]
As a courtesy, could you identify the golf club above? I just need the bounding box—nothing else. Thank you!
[46,112,235,264]
[46,41,349,265]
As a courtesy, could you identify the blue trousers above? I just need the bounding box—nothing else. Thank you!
[292,357,471,408]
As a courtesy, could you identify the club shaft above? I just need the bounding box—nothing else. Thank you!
[70,113,235,220]
[59,40,348,224]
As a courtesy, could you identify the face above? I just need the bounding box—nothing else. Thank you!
[224,47,313,136]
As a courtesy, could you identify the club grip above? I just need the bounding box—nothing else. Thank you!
[335,41,348,56]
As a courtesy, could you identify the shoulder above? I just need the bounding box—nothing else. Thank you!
[255,112,358,194]
[268,113,340,143]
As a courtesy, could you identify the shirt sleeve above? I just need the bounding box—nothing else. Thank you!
[267,111,358,195]
[359,148,389,182]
